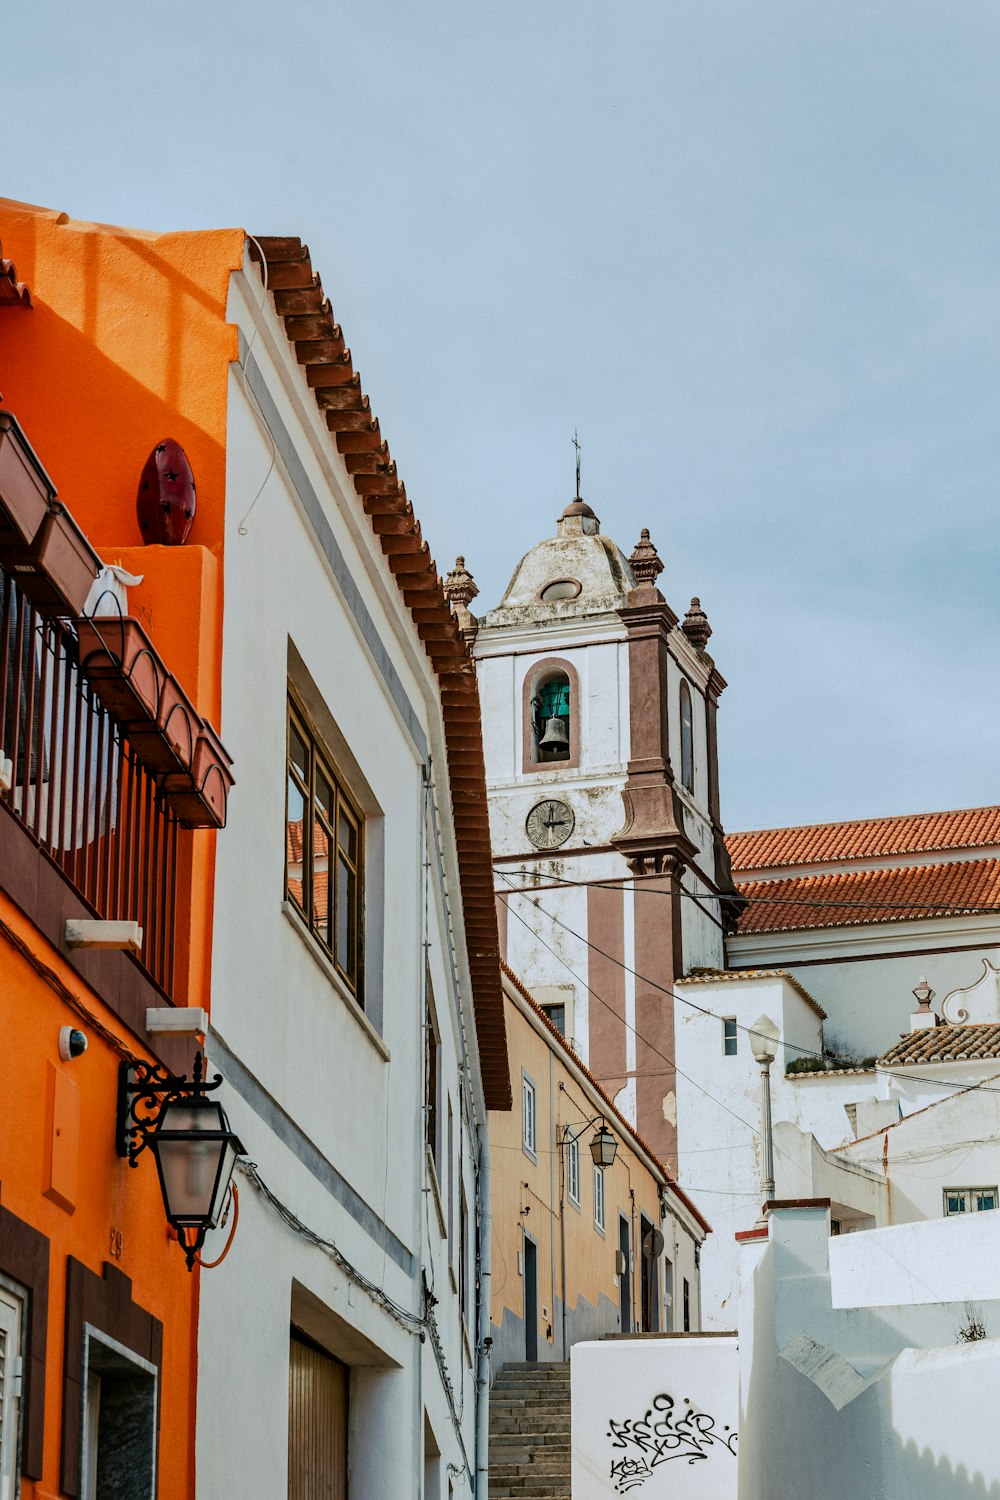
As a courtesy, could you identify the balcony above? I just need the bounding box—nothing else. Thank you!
[1,560,184,999]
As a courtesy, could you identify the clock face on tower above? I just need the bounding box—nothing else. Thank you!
[526,798,575,850]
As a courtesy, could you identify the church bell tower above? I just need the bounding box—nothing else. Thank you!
[446,491,741,1168]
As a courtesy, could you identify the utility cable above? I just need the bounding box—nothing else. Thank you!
[498,872,1000,1101]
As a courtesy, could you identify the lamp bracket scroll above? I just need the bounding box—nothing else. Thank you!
[116,1049,223,1165]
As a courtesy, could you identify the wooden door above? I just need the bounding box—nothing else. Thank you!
[288,1333,348,1500]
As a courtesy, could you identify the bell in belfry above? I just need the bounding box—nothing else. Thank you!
[539,716,570,754]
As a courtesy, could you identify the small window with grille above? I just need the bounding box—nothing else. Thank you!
[944,1187,998,1216]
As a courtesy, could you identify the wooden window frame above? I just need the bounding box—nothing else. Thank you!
[286,694,365,1005]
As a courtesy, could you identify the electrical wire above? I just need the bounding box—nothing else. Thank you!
[498,865,1000,916]
[498,872,1000,1100]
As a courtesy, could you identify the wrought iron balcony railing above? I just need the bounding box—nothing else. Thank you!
[0,560,181,999]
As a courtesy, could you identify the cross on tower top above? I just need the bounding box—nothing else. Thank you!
[572,430,581,500]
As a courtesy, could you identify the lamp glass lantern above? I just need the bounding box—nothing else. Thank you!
[590,1124,618,1169]
[149,1096,245,1257]
[749,1015,780,1065]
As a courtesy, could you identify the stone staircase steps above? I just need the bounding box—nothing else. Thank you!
[488,1361,571,1499]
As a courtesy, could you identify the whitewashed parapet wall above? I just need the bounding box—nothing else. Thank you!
[739,1203,1000,1499]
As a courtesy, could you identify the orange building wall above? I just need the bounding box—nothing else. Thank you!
[0,893,199,1499]
[0,199,246,1495]
[0,198,245,1012]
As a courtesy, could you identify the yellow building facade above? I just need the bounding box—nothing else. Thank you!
[489,967,709,1369]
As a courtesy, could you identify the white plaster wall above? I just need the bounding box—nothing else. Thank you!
[673,975,881,1329]
[829,1211,1000,1307]
[738,1206,1000,1500]
[198,266,482,1498]
[840,1079,1000,1224]
[571,1336,739,1498]
[728,936,1000,1061]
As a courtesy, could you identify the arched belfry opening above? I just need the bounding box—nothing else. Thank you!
[530,666,572,763]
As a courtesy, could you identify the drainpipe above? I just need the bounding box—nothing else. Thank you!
[629,1188,637,1332]
[475,1131,492,1499]
[559,1128,568,1359]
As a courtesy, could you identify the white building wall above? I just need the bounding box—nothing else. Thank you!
[729,927,1000,1060]
[197,258,486,1498]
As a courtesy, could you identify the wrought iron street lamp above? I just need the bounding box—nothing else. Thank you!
[117,1051,245,1270]
[589,1122,618,1169]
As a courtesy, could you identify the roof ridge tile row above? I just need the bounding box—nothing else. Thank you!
[251,236,510,1110]
[727,804,1000,873]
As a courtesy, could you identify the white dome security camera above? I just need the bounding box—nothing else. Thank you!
[58,1026,88,1062]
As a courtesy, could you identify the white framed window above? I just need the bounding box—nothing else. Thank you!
[723,1018,738,1057]
[593,1165,606,1232]
[522,1075,537,1158]
[567,1139,580,1206]
[0,1285,24,1500]
[944,1187,998,1216]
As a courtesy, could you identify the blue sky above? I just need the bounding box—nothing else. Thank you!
[6,1,1000,830]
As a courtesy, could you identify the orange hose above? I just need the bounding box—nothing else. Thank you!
[196,1183,239,1269]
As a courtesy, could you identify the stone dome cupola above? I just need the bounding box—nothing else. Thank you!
[481,495,635,627]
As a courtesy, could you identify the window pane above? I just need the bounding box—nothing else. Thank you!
[336,855,356,980]
[339,806,358,865]
[723,1018,738,1056]
[546,1004,566,1036]
[977,1191,998,1213]
[312,820,331,949]
[946,1192,967,1215]
[315,766,334,821]
[289,721,309,782]
[286,774,306,911]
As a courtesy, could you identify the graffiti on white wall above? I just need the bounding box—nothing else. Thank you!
[607,1392,737,1491]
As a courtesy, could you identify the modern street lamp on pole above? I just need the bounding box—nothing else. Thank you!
[749,1015,780,1219]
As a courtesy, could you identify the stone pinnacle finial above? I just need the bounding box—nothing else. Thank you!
[629,528,664,588]
[443,555,480,641]
[681,597,713,652]
[443,555,479,609]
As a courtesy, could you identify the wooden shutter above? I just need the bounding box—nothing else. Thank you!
[288,1333,348,1500]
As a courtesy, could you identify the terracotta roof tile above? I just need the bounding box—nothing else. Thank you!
[251,237,510,1110]
[676,968,827,1019]
[727,805,1000,873]
[736,857,1000,935]
[878,1023,1000,1068]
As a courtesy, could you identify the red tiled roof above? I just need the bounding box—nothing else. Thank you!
[727,805,1000,873]
[878,1023,1000,1068]
[251,238,510,1110]
[736,857,1000,936]
[501,963,712,1237]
